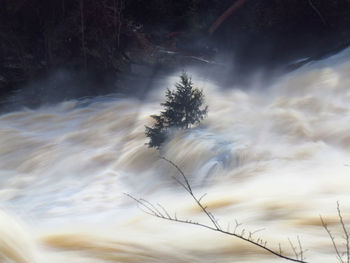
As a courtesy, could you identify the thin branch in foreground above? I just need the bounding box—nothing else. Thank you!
[297,236,306,261]
[320,215,344,263]
[337,202,350,263]
[161,156,220,230]
[126,157,308,263]
[321,201,350,263]
[320,201,350,263]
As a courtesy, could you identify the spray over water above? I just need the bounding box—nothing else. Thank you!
[2,48,350,262]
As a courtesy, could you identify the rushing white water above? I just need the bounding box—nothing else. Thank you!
[2,48,350,263]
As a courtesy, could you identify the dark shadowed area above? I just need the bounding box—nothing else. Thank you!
[1,0,350,109]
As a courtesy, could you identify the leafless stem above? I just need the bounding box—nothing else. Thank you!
[126,157,308,263]
[289,238,299,260]
[320,215,344,263]
[337,202,350,263]
[161,157,221,230]
[297,236,305,261]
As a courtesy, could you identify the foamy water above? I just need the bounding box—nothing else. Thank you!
[2,48,350,263]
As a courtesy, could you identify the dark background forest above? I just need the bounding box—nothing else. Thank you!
[1,0,350,107]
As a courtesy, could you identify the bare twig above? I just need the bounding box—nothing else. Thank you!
[161,157,221,230]
[288,238,299,260]
[126,157,308,263]
[337,202,350,263]
[320,215,344,263]
[320,202,350,263]
[297,236,305,261]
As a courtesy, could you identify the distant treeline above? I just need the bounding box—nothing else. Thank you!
[1,0,350,94]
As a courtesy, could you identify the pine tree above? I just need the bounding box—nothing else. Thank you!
[145,114,167,149]
[145,72,208,148]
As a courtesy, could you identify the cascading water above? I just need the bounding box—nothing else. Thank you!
[2,48,350,263]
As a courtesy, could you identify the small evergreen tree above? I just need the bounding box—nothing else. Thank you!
[145,72,208,148]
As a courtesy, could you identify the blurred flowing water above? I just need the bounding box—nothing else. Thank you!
[2,48,350,263]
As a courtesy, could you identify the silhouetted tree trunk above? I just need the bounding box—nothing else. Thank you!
[79,0,87,67]
[113,0,123,49]
[209,0,250,35]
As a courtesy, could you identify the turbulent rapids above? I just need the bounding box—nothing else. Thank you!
[2,48,350,263]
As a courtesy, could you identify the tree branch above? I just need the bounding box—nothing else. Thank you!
[126,157,308,263]
[209,0,250,35]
